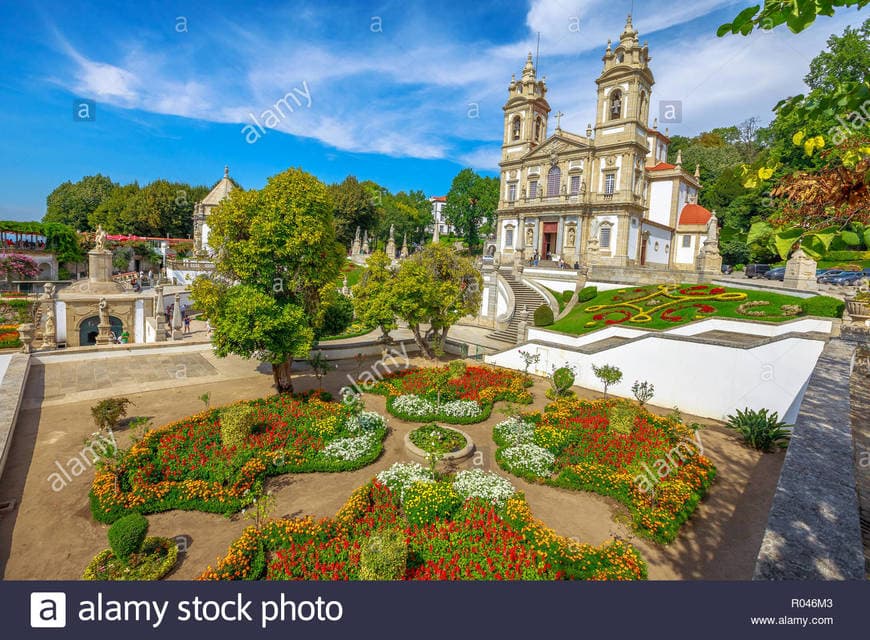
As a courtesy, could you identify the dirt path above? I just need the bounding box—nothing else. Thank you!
[0,360,783,580]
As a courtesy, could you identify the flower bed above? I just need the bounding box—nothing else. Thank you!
[494,399,716,543]
[83,536,178,580]
[89,395,387,523]
[408,424,468,455]
[0,324,20,349]
[199,473,647,581]
[368,364,532,424]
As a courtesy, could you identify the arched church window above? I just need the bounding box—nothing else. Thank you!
[547,166,561,197]
[535,116,543,141]
[511,116,521,141]
[609,90,622,120]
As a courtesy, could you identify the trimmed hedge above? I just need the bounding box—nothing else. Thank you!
[577,286,598,303]
[108,513,149,561]
[533,304,554,327]
[83,536,178,580]
[385,395,491,424]
[800,296,845,318]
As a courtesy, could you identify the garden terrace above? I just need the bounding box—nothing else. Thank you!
[199,479,647,581]
[494,399,717,543]
[550,284,843,336]
[89,393,387,523]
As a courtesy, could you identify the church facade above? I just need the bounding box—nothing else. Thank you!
[492,16,719,275]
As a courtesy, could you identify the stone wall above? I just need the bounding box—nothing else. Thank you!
[753,339,865,580]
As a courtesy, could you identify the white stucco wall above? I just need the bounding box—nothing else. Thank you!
[55,301,67,343]
[628,218,639,259]
[648,180,673,226]
[486,335,825,422]
[496,279,509,318]
[134,299,145,344]
[675,233,698,264]
[643,224,671,264]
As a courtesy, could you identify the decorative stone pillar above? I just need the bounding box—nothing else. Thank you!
[695,212,723,276]
[351,226,361,256]
[41,303,57,350]
[153,285,167,340]
[17,323,34,354]
[514,213,526,273]
[386,225,397,259]
[361,230,370,254]
[400,234,409,259]
[783,247,819,291]
[171,293,184,340]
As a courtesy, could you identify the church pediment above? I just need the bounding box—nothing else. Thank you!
[522,134,589,162]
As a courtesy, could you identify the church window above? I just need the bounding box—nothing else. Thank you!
[529,180,538,198]
[504,228,514,247]
[639,91,647,119]
[570,175,581,194]
[508,183,517,202]
[511,116,521,141]
[682,235,691,248]
[535,116,543,141]
[547,166,561,197]
[600,226,611,248]
[609,90,622,120]
[604,172,616,195]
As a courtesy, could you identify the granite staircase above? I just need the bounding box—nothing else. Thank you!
[487,268,549,345]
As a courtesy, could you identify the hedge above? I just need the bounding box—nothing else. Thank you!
[577,286,598,303]
[533,304,554,327]
[800,296,845,318]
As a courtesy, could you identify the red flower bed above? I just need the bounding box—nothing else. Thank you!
[368,364,532,404]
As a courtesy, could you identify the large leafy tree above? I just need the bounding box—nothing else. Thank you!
[44,174,117,231]
[88,180,207,237]
[391,243,482,359]
[719,1,867,36]
[352,250,398,341]
[443,169,499,249]
[329,175,380,247]
[191,168,344,392]
[379,190,434,248]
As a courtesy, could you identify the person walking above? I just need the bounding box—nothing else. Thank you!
[183,314,191,335]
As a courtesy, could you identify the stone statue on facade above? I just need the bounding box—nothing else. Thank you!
[98,297,109,325]
[706,212,719,245]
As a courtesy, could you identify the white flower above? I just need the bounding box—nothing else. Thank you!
[392,394,482,419]
[375,461,434,501]
[493,416,535,446]
[440,400,482,418]
[322,434,378,461]
[393,394,437,416]
[346,410,386,434]
[501,444,555,477]
[453,469,515,507]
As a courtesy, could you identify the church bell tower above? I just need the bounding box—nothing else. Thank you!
[502,53,551,161]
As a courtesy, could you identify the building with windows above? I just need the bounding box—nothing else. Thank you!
[428,196,455,237]
[492,15,719,275]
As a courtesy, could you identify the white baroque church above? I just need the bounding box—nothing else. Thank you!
[491,15,721,277]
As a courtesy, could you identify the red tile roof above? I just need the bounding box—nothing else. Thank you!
[647,162,676,172]
[430,196,446,202]
[678,203,713,226]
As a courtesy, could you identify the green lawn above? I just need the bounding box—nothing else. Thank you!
[545,287,572,313]
[549,283,843,335]
[339,261,365,288]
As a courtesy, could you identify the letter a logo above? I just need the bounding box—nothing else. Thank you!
[30,592,67,628]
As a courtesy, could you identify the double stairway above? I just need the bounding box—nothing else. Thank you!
[487,268,549,345]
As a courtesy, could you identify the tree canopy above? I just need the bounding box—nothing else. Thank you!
[443,169,499,249]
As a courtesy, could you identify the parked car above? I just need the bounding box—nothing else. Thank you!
[745,264,772,278]
[764,267,787,281]
[817,269,846,283]
[816,268,830,275]
[827,271,866,286]
[863,268,870,277]
[721,264,734,275]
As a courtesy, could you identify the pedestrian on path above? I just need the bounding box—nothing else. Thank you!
[183,315,191,334]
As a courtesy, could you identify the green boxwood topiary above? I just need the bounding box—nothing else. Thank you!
[108,513,149,562]
[799,296,845,318]
[551,366,575,396]
[577,286,598,303]
[533,304,554,327]
[220,405,257,449]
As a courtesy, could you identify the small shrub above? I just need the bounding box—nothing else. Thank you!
[220,405,257,449]
[533,304,554,327]
[734,263,745,271]
[320,294,354,336]
[561,290,574,304]
[577,286,598,302]
[359,530,408,580]
[550,365,575,397]
[107,513,149,563]
[90,397,132,432]
[800,296,845,318]
[631,380,655,406]
[592,363,623,398]
[725,408,791,452]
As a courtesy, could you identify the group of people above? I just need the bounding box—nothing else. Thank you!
[164,302,192,334]
[527,250,580,270]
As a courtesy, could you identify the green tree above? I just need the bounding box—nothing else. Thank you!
[329,176,380,247]
[718,1,867,36]
[805,18,870,91]
[191,167,344,392]
[352,250,398,341]
[379,190,434,247]
[392,244,482,358]
[443,169,499,250]
[44,174,117,231]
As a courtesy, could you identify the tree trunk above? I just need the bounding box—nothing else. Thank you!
[410,324,435,359]
[272,358,294,393]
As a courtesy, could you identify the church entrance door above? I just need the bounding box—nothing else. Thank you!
[542,222,558,259]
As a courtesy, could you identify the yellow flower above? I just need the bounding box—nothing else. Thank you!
[792,131,805,146]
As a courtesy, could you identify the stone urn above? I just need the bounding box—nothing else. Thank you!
[17,323,34,354]
[845,297,870,322]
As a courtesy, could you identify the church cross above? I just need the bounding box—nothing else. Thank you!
[554,111,564,130]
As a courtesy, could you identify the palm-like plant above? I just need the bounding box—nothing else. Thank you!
[725,408,791,452]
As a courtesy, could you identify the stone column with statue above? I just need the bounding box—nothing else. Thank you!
[695,212,723,276]
[41,282,57,350]
[171,292,184,340]
[386,224,397,259]
[96,297,113,345]
[351,226,361,256]
[783,246,819,291]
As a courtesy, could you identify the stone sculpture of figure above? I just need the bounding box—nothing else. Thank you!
[98,297,109,325]
[580,180,587,194]
[567,226,576,248]
[354,226,361,242]
[706,212,719,245]
[44,304,56,337]
[95,225,107,252]
[561,182,567,196]
[526,227,534,247]
[43,282,56,299]
[389,224,395,240]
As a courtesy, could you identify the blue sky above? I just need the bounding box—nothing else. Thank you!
[0,0,865,221]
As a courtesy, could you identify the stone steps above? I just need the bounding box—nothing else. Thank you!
[487,269,548,344]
